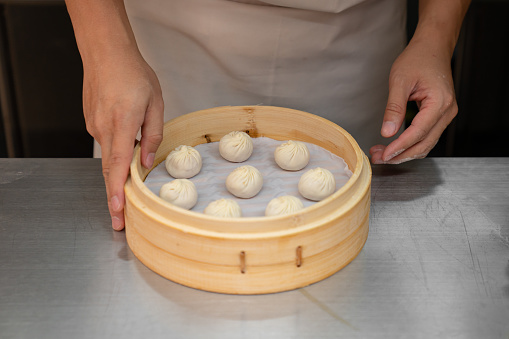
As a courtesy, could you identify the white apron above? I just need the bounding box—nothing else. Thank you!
[94,0,406,156]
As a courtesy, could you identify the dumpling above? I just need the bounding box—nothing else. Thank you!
[165,145,202,179]
[204,199,242,218]
[274,140,310,171]
[298,167,336,201]
[226,165,263,198]
[265,195,304,216]
[219,131,253,162]
[159,179,198,210]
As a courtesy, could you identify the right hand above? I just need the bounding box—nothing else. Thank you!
[83,48,164,231]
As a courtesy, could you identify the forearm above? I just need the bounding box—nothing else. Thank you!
[65,0,140,65]
[413,0,471,59]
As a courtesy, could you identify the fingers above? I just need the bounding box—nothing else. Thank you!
[381,76,412,138]
[369,145,386,165]
[381,93,456,163]
[101,127,138,231]
[372,101,457,165]
[140,97,164,169]
[369,145,385,156]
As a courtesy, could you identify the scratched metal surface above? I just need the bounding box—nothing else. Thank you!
[0,158,508,339]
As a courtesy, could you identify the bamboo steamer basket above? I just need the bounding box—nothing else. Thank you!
[124,106,371,294]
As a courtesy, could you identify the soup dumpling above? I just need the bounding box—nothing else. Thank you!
[298,167,335,201]
[226,165,263,199]
[265,195,304,216]
[219,131,253,163]
[274,140,310,171]
[159,179,198,210]
[204,199,242,218]
[165,145,202,179]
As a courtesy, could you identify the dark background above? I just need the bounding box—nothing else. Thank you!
[0,0,508,158]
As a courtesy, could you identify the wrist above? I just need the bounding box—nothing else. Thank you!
[411,0,471,60]
[79,38,141,69]
[66,0,140,66]
[409,25,456,61]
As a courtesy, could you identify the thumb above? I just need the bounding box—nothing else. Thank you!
[382,79,412,138]
[140,96,164,169]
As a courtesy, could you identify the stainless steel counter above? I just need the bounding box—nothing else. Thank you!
[1,158,508,338]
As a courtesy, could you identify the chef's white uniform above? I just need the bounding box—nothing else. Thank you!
[94,0,406,156]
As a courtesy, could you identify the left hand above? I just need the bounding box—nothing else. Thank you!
[370,37,458,164]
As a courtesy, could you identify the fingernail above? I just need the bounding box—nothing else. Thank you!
[371,146,385,154]
[112,216,123,230]
[146,153,155,168]
[381,121,397,136]
[383,149,405,162]
[111,195,121,212]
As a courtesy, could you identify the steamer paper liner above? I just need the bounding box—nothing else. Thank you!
[144,137,353,217]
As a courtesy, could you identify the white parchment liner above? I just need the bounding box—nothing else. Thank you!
[144,137,352,217]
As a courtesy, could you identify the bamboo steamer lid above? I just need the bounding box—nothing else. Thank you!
[124,106,371,294]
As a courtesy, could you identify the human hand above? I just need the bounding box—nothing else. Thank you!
[83,48,163,231]
[370,37,458,164]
